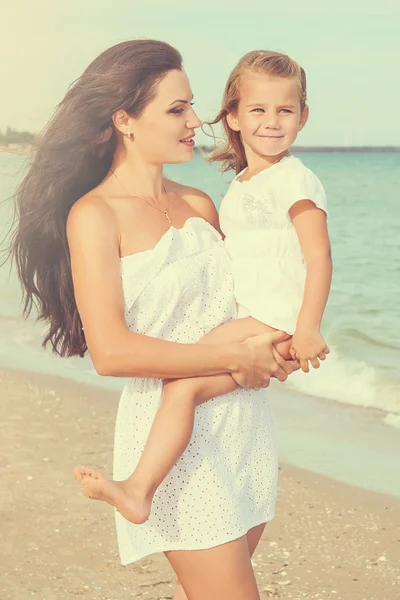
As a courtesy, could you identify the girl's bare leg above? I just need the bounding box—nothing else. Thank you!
[75,318,291,523]
[173,522,266,600]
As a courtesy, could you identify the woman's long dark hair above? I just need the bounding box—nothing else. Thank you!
[5,40,182,358]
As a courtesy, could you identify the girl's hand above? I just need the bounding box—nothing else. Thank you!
[289,330,330,373]
[232,330,292,390]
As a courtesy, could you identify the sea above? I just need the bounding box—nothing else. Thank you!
[1,150,399,497]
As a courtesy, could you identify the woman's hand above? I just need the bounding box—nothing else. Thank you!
[232,331,294,390]
[272,348,301,378]
[289,329,330,373]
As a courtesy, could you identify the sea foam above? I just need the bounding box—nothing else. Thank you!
[286,346,400,426]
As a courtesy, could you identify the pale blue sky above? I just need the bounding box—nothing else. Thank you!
[2,0,399,146]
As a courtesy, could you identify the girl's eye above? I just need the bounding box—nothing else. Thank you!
[251,108,293,114]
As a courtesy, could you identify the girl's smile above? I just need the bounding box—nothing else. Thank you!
[228,73,309,166]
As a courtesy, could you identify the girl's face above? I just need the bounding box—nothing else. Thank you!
[128,69,201,165]
[228,73,309,161]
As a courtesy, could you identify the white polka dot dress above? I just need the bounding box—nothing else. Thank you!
[114,217,278,565]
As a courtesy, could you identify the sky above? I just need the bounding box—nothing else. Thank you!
[1,0,400,146]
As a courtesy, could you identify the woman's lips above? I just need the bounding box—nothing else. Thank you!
[180,136,195,147]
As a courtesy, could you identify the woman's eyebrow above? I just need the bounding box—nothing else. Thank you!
[169,95,194,106]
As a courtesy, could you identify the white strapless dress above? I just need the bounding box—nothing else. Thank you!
[114,217,278,565]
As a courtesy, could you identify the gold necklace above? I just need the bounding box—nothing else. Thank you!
[110,170,172,224]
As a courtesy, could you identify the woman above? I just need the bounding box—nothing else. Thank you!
[10,40,298,600]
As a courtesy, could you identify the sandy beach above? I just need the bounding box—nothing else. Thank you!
[1,366,399,600]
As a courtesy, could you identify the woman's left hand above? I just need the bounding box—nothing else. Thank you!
[272,349,301,376]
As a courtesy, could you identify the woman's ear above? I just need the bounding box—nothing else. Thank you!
[112,109,134,137]
[298,105,309,132]
[226,112,240,132]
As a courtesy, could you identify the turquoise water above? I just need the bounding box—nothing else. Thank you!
[168,152,400,421]
[1,151,399,496]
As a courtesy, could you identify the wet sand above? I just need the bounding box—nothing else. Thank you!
[1,366,399,600]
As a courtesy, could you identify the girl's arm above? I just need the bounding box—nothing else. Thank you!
[289,200,332,371]
[66,195,288,387]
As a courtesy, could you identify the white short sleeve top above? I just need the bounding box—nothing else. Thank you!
[219,155,327,334]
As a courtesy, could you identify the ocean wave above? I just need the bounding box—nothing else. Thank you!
[286,346,400,421]
[334,327,400,351]
[383,413,400,430]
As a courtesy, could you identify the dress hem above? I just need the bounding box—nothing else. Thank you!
[119,512,275,566]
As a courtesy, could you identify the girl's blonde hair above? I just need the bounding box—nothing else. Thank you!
[207,50,307,174]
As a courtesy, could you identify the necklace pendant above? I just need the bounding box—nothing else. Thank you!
[164,211,172,225]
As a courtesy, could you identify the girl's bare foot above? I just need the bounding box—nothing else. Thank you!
[74,466,152,524]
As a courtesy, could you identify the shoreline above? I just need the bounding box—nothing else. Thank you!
[2,144,400,156]
[0,144,32,155]
[1,365,400,599]
[197,145,400,153]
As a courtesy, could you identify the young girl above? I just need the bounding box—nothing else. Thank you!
[76,49,332,527]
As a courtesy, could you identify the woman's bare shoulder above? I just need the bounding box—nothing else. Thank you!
[68,192,116,230]
[166,178,221,232]
[66,192,119,252]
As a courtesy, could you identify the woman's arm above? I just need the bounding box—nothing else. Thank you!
[66,195,288,386]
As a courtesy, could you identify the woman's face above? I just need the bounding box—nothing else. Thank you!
[130,69,201,165]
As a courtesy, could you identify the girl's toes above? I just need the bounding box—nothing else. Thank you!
[89,469,103,480]
[74,466,87,481]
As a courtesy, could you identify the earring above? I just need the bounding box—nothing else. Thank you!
[126,130,132,138]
